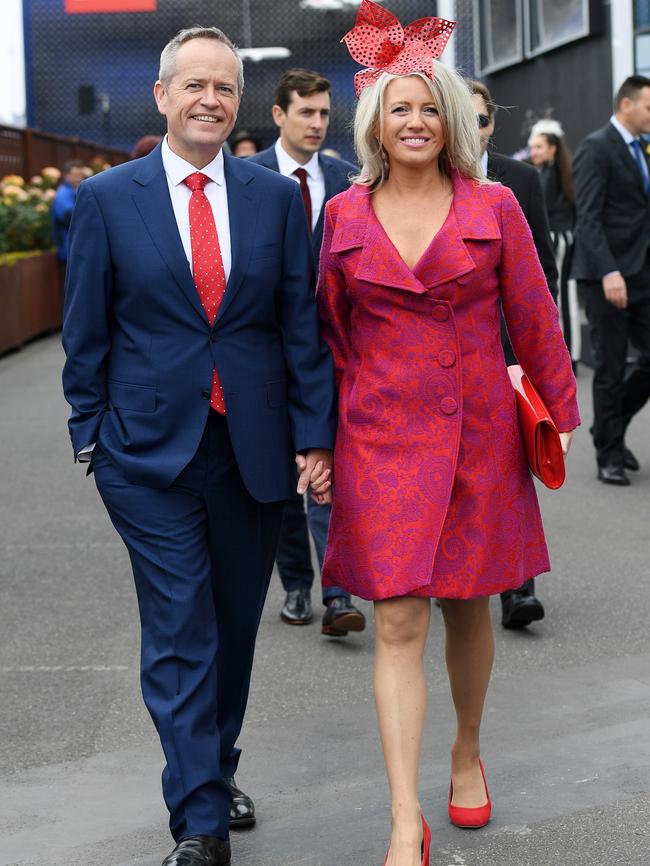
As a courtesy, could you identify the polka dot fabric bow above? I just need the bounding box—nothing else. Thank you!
[341,0,456,98]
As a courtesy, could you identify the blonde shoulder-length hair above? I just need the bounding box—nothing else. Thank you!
[352,62,484,188]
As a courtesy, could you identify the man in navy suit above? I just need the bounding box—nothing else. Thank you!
[62,28,336,866]
[250,69,366,638]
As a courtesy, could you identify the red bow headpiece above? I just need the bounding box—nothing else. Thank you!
[342,0,456,98]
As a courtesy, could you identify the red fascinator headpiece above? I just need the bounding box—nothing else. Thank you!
[342,0,456,98]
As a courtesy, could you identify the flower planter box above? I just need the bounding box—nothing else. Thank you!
[0,251,63,354]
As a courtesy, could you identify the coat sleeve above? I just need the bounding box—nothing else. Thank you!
[278,184,337,452]
[316,201,352,390]
[497,186,581,433]
[61,181,112,459]
[573,137,618,278]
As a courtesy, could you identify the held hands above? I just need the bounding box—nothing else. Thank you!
[296,449,333,504]
[602,273,627,309]
[559,430,574,457]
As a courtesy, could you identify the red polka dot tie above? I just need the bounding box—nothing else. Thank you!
[184,171,226,414]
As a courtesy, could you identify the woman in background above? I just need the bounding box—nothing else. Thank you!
[529,119,581,367]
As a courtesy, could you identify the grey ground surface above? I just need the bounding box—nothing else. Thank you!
[1,335,649,866]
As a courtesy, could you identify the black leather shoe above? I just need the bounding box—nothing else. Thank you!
[321,596,366,636]
[501,589,545,629]
[280,588,313,624]
[623,446,640,472]
[162,835,230,866]
[597,463,630,485]
[226,775,256,828]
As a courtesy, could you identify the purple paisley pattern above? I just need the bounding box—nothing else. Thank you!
[316,172,581,601]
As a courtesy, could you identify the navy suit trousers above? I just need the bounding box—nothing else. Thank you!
[93,412,283,841]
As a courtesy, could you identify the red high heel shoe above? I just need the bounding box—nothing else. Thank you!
[383,815,431,866]
[448,759,492,829]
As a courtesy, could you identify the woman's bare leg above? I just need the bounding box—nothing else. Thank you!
[374,596,431,865]
[439,597,494,806]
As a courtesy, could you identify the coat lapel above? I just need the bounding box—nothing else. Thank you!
[131,147,208,323]
[333,175,498,295]
[331,186,429,294]
[217,153,259,322]
[417,174,500,291]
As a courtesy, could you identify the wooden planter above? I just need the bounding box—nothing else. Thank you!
[0,251,63,354]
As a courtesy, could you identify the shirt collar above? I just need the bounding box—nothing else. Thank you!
[274,138,321,181]
[161,134,225,187]
[610,114,638,147]
[480,150,488,177]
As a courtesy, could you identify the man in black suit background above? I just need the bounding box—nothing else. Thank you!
[469,80,558,630]
[250,69,366,639]
[572,75,650,486]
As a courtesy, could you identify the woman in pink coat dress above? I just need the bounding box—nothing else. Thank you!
[313,3,580,864]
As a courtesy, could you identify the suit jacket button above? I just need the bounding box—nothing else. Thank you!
[441,397,458,415]
[201,390,210,400]
[210,332,218,343]
[432,304,449,321]
[438,349,456,367]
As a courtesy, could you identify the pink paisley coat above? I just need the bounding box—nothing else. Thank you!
[316,171,581,601]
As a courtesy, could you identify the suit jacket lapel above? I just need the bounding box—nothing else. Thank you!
[255,146,280,172]
[131,147,207,324]
[312,155,338,258]
[486,153,506,184]
[217,153,259,322]
[606,123,649,203]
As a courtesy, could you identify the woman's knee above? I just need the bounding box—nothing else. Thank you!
[440,597,491,634]
[375,597,430,647]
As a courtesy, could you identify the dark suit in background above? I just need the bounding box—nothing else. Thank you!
[251,146,354,268]
[487,151,559,620]
[572,122,650,470]
[250,146,357,611]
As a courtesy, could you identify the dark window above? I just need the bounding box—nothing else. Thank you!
[526,0,591,56]
[476,0,524,74]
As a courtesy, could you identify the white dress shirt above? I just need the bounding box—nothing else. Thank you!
[274,138,325,231]
[78,138,232,462]
[161,135,232,281]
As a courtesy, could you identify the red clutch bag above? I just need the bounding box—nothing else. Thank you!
[507,365,566,490]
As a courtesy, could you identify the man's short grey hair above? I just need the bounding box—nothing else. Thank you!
[159,26,244,95]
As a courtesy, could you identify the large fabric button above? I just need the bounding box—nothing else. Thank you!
[432,304,449,322]
[441,397,458,415]
[438,349,456,367]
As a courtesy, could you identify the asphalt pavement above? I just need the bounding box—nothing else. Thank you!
[1,335,649,866]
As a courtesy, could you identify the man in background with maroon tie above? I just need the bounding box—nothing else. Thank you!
[250,69,366,638]
[62,28,336,866]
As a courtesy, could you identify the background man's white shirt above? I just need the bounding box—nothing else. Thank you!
[274,138,325,231]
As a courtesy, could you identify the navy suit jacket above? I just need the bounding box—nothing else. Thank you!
[62,145,337,500]
[572,122,650,280]
[248,146,355,268]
